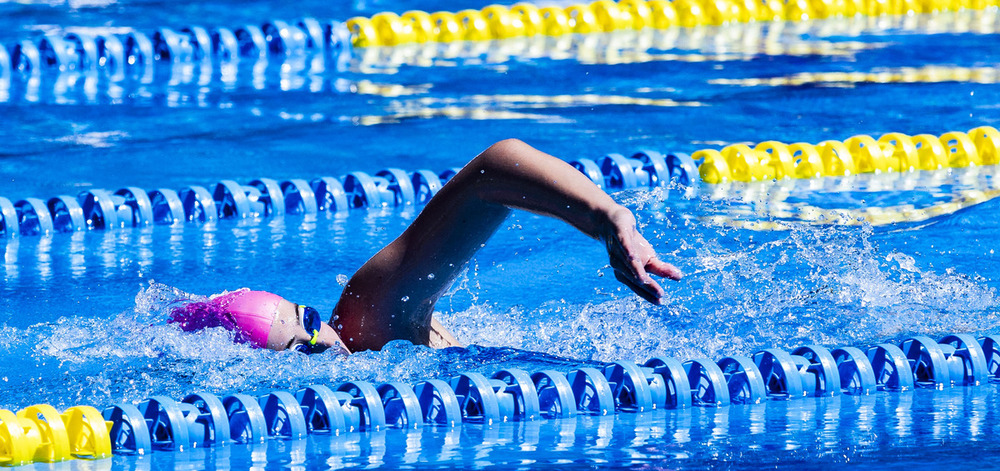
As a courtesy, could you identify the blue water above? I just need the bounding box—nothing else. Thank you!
[2,1,1000,468]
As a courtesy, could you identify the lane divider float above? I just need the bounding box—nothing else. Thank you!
[344,0,1000,47]
[1,334,997,463]
[3,125,1000,239]
[2,0,999,88]
[0,152,697,238]
[696,126,1000,183]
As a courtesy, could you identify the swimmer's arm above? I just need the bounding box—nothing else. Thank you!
[334,138,681,352]
[429,317,462,349]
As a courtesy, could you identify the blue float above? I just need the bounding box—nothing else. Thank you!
[831,346,877,395]
[0,45,10,82]
[64,32,98,70]
[12,40,42,74]
[0,197,17,238]
[792,345,842,396]
[570,159,604,188]
[259,391,308,439]
[182,185,220,222]
[148,188,185,225]
[280,179,318,215]
[102,404,152,455]
[867,343,915,391]
[46,195,87,232]
[939,334,988,386]
[980,336,1000,382]
[311,177,350,214]
[376,168,417,207]
[138,396,192,451]
[123,31,155,79]
[214,180,253,219]
[342,171,389,209]
[632,150,670,187]
[667,152,698,186]
[900,336,951,388]
[296,18,326,51]
[234,24,267,58]
[643,357,692,408]
[182,393,231,446]
[263,20,308,55]
[38,34,74,70]
[492,369,541,421]
[114,187,154,227]
[683,358,730,406]
[212,27,240,62]
[411,170,443,204]
[413,379,462,426]
[597,154,638,190]
[717,355,766,405]
[377,382,424,428]
[15,198,54,236]
[450,373,501,424]
[96,34,125,75]
[179,26,213,61]
[604,361,653,412]
[564,367,612,416]
[153,28,195,62]
[223,394,268,443]
[753,349,806,399]
[248,178,286,217]
[296,385,348,434]
[337,381,387,431]
[79,190,121,230]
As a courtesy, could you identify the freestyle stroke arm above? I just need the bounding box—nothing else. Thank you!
[332,138,682,352]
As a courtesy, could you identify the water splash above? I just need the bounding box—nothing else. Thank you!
[0,190,998,411]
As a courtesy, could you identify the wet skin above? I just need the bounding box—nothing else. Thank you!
[329,139,682,353]
[266,299,348,354]
[262,139,681,354]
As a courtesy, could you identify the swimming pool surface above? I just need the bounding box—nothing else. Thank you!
[1,0,999,468]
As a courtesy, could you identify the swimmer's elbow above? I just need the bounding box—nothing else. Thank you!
[473,138,537,172]
[486,138,531,157]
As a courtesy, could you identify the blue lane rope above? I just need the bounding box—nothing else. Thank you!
[0,18,352,80]
[5,333,997,462]
[0,151,698,238]
[79,334,1000,456]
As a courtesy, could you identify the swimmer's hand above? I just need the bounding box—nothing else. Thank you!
[601,206,682,305]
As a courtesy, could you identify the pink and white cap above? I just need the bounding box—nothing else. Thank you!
[210,289,283,348]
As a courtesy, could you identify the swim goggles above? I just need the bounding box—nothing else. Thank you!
[293,305,323,354]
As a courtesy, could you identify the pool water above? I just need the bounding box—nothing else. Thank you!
[1,0,1000,468]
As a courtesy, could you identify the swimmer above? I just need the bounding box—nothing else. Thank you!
[170,139,683,354]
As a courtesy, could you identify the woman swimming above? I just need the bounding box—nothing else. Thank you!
[170,139,683,354]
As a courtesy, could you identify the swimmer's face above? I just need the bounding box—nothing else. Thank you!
[265,299,349,354]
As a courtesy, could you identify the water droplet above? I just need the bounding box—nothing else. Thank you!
[427,273,435,280]
[480,169,485,173]
[336,274,349,286]
[401,296,410,302]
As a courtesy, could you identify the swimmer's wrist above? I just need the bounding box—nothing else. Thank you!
[594,204,634,243]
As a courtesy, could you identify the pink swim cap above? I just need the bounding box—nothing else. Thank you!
[209,289,283,348]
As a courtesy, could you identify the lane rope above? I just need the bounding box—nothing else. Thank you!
[2,333,997,463]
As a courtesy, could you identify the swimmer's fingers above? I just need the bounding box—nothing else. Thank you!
[614,269,664,305]
[609,254,665,304]
[646,256,683,281]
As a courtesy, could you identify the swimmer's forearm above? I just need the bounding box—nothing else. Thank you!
[459,138,625,240]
